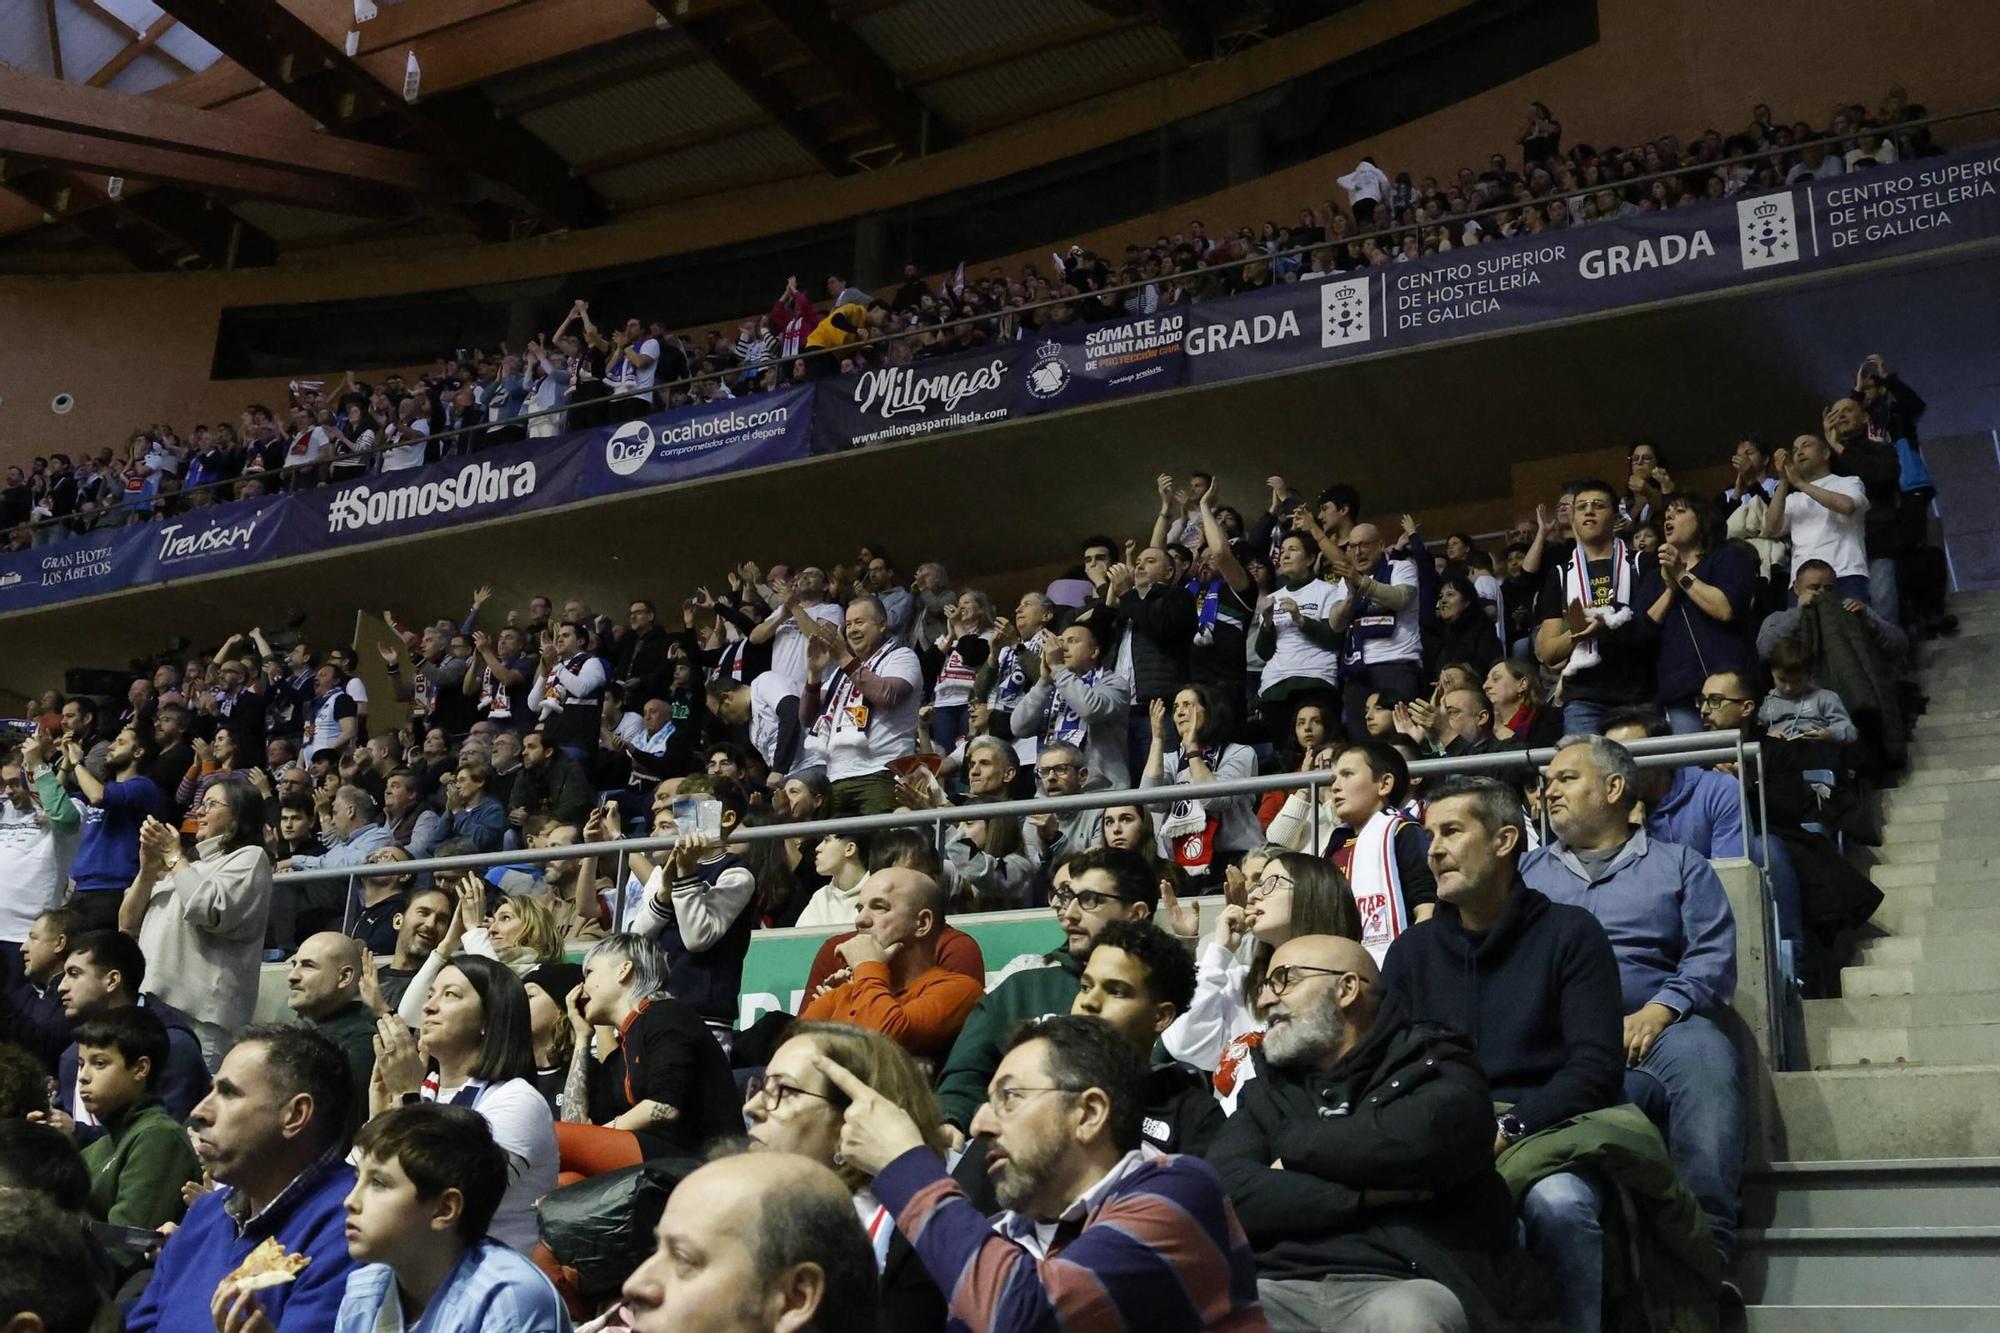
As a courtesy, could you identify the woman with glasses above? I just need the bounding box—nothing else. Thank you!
[552,934,740,1180]
[1162,850,1360,1111]
[742,1020,951,1331]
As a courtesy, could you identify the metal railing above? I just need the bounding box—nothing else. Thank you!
[17,101,1993,541]
[281,730,1783,1060]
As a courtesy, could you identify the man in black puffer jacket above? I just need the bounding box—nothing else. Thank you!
[1210,933,1521,1333]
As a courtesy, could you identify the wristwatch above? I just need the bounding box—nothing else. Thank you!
[1496,1112,1528,1145]
[1677,574,1695,592]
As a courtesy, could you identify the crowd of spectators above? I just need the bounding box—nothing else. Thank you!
[0,86,1955,1333]
[1,86,1942,549]
[0,329,1947,1329]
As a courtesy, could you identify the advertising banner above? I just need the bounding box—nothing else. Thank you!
[811,342,1025,452]
[576,384,814,498]
[1018,310,1189,413]
[296,432,588,547]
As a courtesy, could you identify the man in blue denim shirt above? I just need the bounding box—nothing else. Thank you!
[1521,734,1743,1270]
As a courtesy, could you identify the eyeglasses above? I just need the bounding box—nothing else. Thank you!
[1049,888,1126,912]
[1696,694,1752,711]
[1262,965,1365,998]
[743,1074,834,1112]
[1034,763,1077,779]
[1245,874,1293,902]
[986,1085,1079,1119]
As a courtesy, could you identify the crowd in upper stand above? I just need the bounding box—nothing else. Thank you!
[2,85,1941,548]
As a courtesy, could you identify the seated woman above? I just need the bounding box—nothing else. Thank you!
[522,960,581,1116]
[1098,802,1193,907]
[1160,851,1361,1113]
[395,878,566,1026]
[1485,657,1564,750]
[743,1020,953,1332]
[118,777,271,1067]
[367,953,560,1254]
[554,934,739,1180]
[1429,573,1502,678]
[1139,684,1260,883]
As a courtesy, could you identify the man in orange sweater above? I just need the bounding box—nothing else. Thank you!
[798,867,984,1064]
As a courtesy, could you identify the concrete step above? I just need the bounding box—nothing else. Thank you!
[1906,738,2000,762]
[1881,779,2000,811]
[1911,709,2000,731]
[1841,961,2000,998]
[1746,1307,2000,1331]
[1868,861,1993,890]
[1805,995,2000,1066]
[1872,876,2000,908]
[1875,839,2000,864]
[1744,1158,2000,1230]
[1825,1023,2000,1067]
[1870,905,2000,936]
[1738,1227,2000,1307]
[1855,933,2000,965]
[1910,721,2000,745]
[1773,1065,2000,1160]
[1877,813,2000,845]
[1893,765,2000,787]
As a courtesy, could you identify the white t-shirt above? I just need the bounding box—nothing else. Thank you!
[1329,559,1422,665]
[1259,578,1343,686]
[770,602,843,687]
[424,1076,559,1254]
[748,670,794,768]
[380,420,429,472]
[0,798,77,941]
[344,676,369,709]
[1783,475,1870,578]
[807,645,923,783]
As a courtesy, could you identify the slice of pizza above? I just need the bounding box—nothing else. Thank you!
[220,1237,312,1293]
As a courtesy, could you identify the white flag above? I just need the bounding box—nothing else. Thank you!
[344,29,359,56]
[402,50,420,102]
[354,0,378,21]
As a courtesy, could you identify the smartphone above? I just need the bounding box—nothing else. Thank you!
[671,795,723,840]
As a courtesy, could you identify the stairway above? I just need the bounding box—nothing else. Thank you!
[1744,589,2000,1329]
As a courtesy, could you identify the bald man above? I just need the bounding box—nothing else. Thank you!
[797,868,985,1063]
[1212,934,1521,1332]
[1325,521,1423,742]
[622,1153,879,1333]
[286,931,376,1086]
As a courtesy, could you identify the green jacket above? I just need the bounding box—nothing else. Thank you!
[313,1000,379,1092]
[935,950,1085,1130]
[82,1098,203,1232]
[1497,1103,1720,1333]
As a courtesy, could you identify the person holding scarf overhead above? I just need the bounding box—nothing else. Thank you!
[1534,478,1658,735]
[1009,609,1133,789]
[1323,520,1425,743]
[798,593,924,815]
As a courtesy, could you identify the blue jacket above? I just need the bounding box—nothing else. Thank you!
[440,796,508,854]
[60,996,210,1146]
[333,1240,571,1332]
[1644,767,1744,860]
[1521,830,1736,1018]
[66,776,162,893]
[128,1154,358,1333]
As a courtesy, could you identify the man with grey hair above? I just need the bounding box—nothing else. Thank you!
[754,564,842,687]
[280,784,391,875]
[943,736,1035,909]
[1022,740,1105,863]
[1384,775,1625,1330]
[982,590,1056,764]
[911,561,955,650]
[798,593,923,816]
[1521,735,1743,1271]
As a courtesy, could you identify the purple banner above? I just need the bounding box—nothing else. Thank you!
[1018,310,1188,412]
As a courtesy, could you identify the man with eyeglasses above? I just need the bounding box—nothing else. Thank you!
[1212,934,1520,1332]
[1381,777,1624,1332]
[933,848,1159,1147]
[1521,735,1742,1274]
[814,1014,1268,1331]
[1022,741,1103,863]
[1009,609,1132,790]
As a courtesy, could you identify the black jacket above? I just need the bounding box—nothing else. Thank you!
[1144,1060,1225,1157]
[1210,998,1520,1330]
[1379,884,1624,1136]
[1115,584,1195,704]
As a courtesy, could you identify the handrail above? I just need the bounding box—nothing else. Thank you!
[280,731,1756,886]
[20,100,1995,539]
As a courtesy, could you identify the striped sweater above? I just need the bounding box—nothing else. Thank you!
[872,1145,1269,1333]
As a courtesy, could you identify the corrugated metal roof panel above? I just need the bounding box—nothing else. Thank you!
[480,25,689,104]
[593,126,820,204]
[851,0,1105,75]
[518,64,765,163]
[924,24,1182,129]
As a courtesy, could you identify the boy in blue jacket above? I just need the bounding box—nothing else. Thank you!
[129,1025,359,1333]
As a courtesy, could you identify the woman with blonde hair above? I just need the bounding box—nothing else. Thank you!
[395,877,566,1026]
[745,1020,951,1330]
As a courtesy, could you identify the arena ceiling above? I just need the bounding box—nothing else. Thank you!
[0,0,1345,271]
